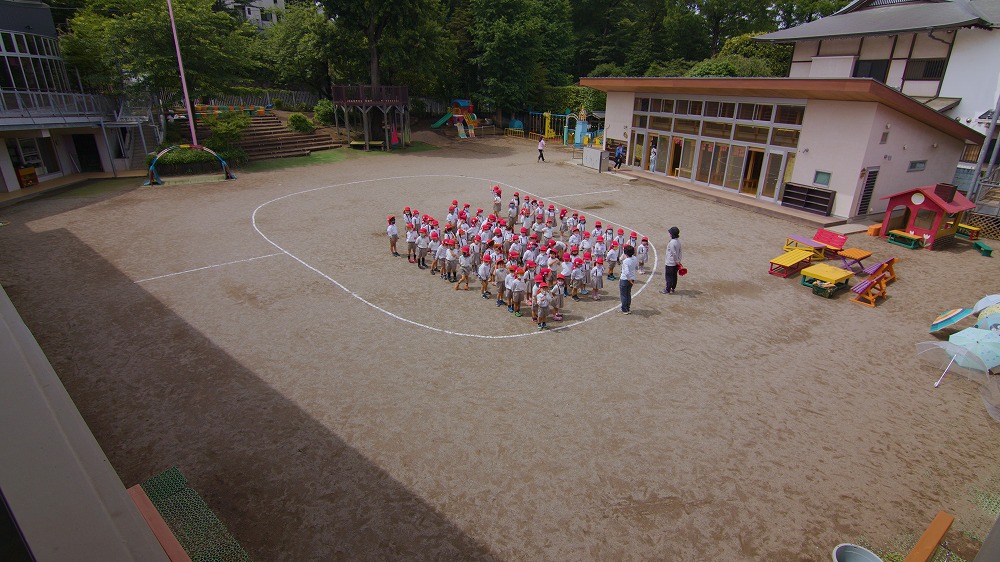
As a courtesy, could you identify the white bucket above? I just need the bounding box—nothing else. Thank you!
[832,543,883,562]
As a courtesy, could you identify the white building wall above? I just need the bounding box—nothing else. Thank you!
[818,37,861,56]
[604,91,634,143]
[860,36,893,59]
[809,56,855,78]
[859,104,964,214]
[793,100,876,218]
[940,27,1000,134]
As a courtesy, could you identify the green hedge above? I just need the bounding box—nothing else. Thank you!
[314,99,336,126]
[145,146,248,171]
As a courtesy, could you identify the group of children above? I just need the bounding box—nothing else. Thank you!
[386,185,651,330]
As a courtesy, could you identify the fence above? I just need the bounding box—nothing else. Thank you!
[210,90,318,108]
[0,89,115,118]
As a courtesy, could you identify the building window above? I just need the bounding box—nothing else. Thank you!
[661,99,674,113]
[903,59,946,80]
[701,120,733,139]
[674,100,690,115]
[632,114,647,128]
[813,170,832,186]
[649,116,672,131]
[672,118,699,134]
[634,97,650,111]
[961,144,981,163]
[774,105,805,126]
[734,124,769,144]
[853,59,890,82]
[908,160,927,172]
[880,131,889,144]
[770,127,800,148]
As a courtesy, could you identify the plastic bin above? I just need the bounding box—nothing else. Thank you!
[831,543,883,562]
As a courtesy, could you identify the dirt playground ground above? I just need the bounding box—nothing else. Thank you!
[1,134,998,561]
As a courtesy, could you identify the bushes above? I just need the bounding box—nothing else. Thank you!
[144,146,248,174]
[314,99,336,125]
[286,112,315,133]
[199,111,250,149]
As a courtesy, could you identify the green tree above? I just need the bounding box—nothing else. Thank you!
[60,0,263,97]
[264,4,335,95]
[719,33,793,76]
[772,0,851,28]
[679,0,774,55]
[468,0,543,116]
[685,54,775,77]
[320,0,440,88]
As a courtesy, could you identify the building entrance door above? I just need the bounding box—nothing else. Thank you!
[740,149,765,196]
[72,134,103,173]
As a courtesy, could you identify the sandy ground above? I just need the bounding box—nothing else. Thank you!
[1,133,998,561]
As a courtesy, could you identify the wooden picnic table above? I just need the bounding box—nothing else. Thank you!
[784,235,826,261]
[769,248,813,277]
[956,223,980,241]
[801,263,854,294]
[887,229,922,249]
[837,247,872,271]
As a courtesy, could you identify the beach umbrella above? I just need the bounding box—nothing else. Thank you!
[979,303,1000,319]
[930,308,974,332]
[949,327,1000,372]
[973,294,1000,314]
[977,314,1000,332]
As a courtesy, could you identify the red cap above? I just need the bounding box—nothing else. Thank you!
[499,219,507,226]
[404,206,411,212]
[574,258,584,265]
[583,232,590,238]
[539,282,549,288]
[509,250,519,257]
[579,215,586,221]
[596,235,604,242]
[494,228,502,235]
[563,253,571,260]
[548,204,554,210]
[521,227,528,233]
[557,273,565,279]
[477,208,483,213]
[449,206,455,211]
[516,267,525,274]
[419,227,427,233]
[560,208,568,217]
[535,274,544,282]
[474,234,482,241]
[571,245,579,252]
[617,228,625,234]
[431,232,439,239]
[462,245,470,254]
[595,221,602,227]
[452,199,458,205]
[611,241,619,247]
[597,257,604,264]
[526,260,536,267]
[488,214,496,221]
[631,231,638,237]
[483,254,492,262]
[641,236,648,241]
[584,251,592,260]
[530,233,539,240]
[387,215,395,222]
[513,191,519,196]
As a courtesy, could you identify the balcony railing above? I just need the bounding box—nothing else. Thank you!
[331,85,409,107]
[0,89,116,119]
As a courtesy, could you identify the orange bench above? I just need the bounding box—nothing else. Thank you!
[903,511,954,562]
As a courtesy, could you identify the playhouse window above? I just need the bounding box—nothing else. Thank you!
[913,209,936,230]
[813,171,832,186]
[907,160,927,172]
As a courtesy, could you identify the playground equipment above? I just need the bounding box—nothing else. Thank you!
[330,85,410,152]
[432,100,480,138]
[880,183,977,250]
[563,106,605,148]
[144,144,236,186]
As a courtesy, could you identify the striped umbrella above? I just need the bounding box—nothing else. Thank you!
[930,308,974,332]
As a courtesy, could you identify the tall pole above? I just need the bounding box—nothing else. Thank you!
[166,0,197,146]
[969,89,1000,202]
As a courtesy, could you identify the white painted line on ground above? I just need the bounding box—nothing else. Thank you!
[134,253,285,283]
[251,174,659,339]
[545,189,620,199]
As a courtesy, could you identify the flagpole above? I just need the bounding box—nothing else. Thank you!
[166,0,198,146]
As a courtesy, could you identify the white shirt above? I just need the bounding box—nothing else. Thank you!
[387,224,398,237]
[538,139,545,150]
[620,255,638,281]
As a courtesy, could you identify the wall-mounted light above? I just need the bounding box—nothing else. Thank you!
[931,143,938,148]
[885,123,891,129]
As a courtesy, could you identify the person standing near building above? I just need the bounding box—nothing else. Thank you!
[613,144,625,169]
[649,143,657,171]
[538,137,546,162]
[661,226,682,294]
[619,244,637,314]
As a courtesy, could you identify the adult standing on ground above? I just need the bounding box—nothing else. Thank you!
[661,226,682,294]
[649,143,657,171]
[538,138,546,162]
[619,244,638,314]
[614,144,625,169]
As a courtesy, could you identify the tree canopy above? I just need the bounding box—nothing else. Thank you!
[58,0,848,110]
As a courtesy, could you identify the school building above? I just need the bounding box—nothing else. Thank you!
[580,76,984,220]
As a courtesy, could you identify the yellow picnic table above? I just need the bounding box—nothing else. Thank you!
[956,223,980,241]
[801,263,853,286]
[769,248,813,277]
[784,235,826,261]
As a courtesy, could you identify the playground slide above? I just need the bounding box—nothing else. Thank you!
[431,112,453,128]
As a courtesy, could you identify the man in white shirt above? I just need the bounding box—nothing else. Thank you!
[619,244,638,314]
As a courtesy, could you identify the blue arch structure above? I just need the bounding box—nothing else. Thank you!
[144,144,237,186]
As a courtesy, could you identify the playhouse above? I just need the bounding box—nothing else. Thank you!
[448,100,478,127]
[879,183,976,250]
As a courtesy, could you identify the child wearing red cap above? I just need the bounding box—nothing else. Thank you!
[559,208,569,239]
[493,188,502,215]
[494,257,509,307]
[637,236,649,275]
[531,273,543,322]
[606,242,619,280]
[416,227,430,269]
[570,258,586,301]
[455,245,473,290]
[387,215,400,257]
[552,275,566,320]
[591,257,605,300]
[433,235,448,276]
[536,282,551,330]
[445,240,459,283]
[478,254,493,299]
[404,222,417,262]
[511,268,526,317]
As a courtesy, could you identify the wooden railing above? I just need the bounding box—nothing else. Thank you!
[331,85,409,106]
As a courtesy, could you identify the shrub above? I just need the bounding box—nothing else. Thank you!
[144,146,248,172]
[685,55,775,78]
[314,99,336,125]
[272,98,284,110]
[287,112,315,133]
[290,102,313,113]
[199,112,250,149]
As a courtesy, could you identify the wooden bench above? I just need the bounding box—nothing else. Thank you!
[903,511,954,562]
[888,229,923,249]
[769,249,813,277]
[784,235,827,261]
[851,272,888,307]
[974,240,993,257]
[956,223,980,241]
[862,256,897,284]
[812,228,848,258]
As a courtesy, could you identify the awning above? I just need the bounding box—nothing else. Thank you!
[911,96,962,113]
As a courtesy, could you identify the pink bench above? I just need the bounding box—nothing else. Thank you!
[813,228,848,259]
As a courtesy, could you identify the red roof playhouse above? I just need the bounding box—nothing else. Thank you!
[880,183,976,250]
